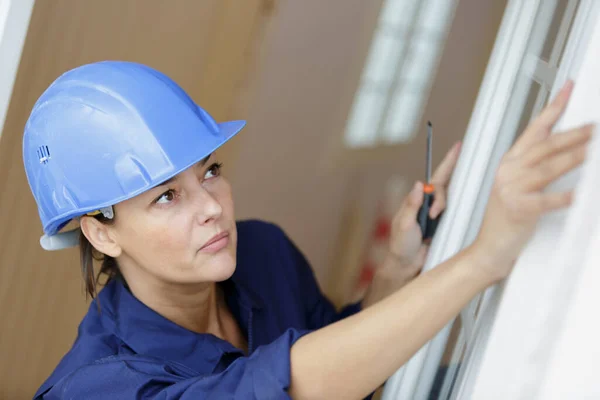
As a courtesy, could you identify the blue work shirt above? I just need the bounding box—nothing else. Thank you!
[35,220,367,399]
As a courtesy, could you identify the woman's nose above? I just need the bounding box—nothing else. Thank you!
[193,186,223,225]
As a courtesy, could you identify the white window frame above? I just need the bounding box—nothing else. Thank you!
[443,1,586,398]
[382,0,594,399]
[0,0,35,142]
[465,1,600,398]
[383,1,544,397]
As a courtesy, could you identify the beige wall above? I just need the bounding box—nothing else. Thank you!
[230,0,508,294]
[230,0,381,285]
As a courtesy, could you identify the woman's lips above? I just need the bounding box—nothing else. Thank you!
[199,231,230,253]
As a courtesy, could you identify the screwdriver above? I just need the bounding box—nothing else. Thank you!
[417,121,441,240]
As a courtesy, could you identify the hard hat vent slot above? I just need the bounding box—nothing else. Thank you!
[37,145,51,164]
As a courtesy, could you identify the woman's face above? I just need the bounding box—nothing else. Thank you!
[106,154,237,285]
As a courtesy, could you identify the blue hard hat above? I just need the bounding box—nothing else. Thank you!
[23,61,246,250]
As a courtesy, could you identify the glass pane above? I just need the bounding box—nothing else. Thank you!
[345,87,388,148]
[540,0,579,64]
[514,80,542,139]
[504,2,567,145]
[556,1,579,67]
[429,315,465,399]
[379,0,420,28]
[533,86,550,116]
[415,0,456,33]
[524,1,564,65]
[381,90,423,143]
[362,30,406,84]
[400,36,440,87]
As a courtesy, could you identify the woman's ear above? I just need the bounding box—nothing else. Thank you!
[80,216,122,258]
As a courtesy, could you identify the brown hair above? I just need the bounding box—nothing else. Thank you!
[78,212,121,300]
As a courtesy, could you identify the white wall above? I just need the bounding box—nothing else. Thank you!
[230,0,508,286]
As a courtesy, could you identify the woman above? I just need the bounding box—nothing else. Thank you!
[26,61,591,399]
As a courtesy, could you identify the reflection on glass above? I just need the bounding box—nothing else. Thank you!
[540,0,579,64]
[428,315,464,400]
[515,80,544,139]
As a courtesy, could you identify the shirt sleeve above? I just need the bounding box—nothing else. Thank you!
[276,226,363,330]
[41,328,308,400]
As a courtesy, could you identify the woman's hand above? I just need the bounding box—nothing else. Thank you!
[473,80,594,283]
[383,140,462,279]
[362,141,461,308]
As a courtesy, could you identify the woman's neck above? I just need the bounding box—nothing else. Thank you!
[128,274,221,333]
[121,269,248,353]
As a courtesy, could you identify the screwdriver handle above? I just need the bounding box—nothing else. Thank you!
[417,186,441,240]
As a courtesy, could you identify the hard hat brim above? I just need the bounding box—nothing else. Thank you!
[39,119,247,250]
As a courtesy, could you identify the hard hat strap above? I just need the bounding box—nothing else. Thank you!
[86,206,114,220]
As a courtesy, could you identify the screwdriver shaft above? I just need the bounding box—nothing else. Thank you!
[427,121,433,183]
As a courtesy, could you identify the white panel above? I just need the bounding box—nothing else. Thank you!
[0,0,35,141]
[538,205,600,399]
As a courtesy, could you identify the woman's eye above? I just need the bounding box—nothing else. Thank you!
[204,162,223,179]
[155,189,176,204]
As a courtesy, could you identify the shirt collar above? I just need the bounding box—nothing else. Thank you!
[97,266,263,374]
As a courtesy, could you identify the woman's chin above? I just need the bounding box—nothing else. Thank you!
[196,252,237,282]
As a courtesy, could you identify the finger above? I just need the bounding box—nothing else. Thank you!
[523,124,593,166]
[430,186,446,219]
[431,141,462,186]
[398,181,424,231]
[510,80,574,156]
[534,79,574,129]
[517,143,587,191]
[522,191,574,214]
